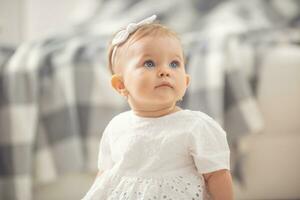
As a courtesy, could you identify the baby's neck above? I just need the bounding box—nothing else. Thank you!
[132,106,181,118]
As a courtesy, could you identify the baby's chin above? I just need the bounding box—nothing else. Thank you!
[129,93,182,108]
[152,93,183,103]
[144,97,179,107]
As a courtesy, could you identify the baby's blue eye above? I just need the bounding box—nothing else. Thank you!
[169,61,179,68]
[144,60,155,68]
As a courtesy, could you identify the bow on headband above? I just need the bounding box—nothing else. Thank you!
[112,15,157,46]
[111,15,157,65]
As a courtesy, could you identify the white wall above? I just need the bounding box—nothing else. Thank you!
[0,0,24,45]
[0,0,95,45]
[24,0,83,41]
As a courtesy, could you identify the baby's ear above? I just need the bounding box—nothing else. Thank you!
[111,74,128,97]
[185,74,191,87]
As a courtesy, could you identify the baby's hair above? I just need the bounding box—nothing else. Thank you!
[107,22,184,74]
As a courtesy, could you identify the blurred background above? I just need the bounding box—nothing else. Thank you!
[0,0,300,199]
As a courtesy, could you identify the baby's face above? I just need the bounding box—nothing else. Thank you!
[117,35,190,111]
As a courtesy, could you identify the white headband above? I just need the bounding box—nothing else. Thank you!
[110,15,157,66]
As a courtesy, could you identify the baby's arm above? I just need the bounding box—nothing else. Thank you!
[203,169,233,200]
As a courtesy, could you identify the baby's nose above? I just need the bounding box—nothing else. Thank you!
[158,68,170,77]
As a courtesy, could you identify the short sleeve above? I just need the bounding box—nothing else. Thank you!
[189,112,230,174]
[97,122,114,171]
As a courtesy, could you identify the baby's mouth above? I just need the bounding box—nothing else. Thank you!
[155,82,173,89]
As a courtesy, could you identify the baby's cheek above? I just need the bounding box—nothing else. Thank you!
[178,79,188,94]
[135,82,152,95]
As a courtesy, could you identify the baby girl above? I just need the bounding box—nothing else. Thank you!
[83,15,233,200]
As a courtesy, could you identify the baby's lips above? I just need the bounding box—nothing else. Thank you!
[155,82,173,89]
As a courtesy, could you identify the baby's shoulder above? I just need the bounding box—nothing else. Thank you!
[107,110,132,127]
[184,110,215,123]
[188,110,226,138]
[184,110,221,130]
[103,111,132,139]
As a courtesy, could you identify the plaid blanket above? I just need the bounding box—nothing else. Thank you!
[0,36,128,199]
[1,0,299,199]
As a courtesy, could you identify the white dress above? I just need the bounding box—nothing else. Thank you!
[82,109,230,200]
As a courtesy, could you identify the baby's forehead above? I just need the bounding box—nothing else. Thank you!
[126,35,183,58]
